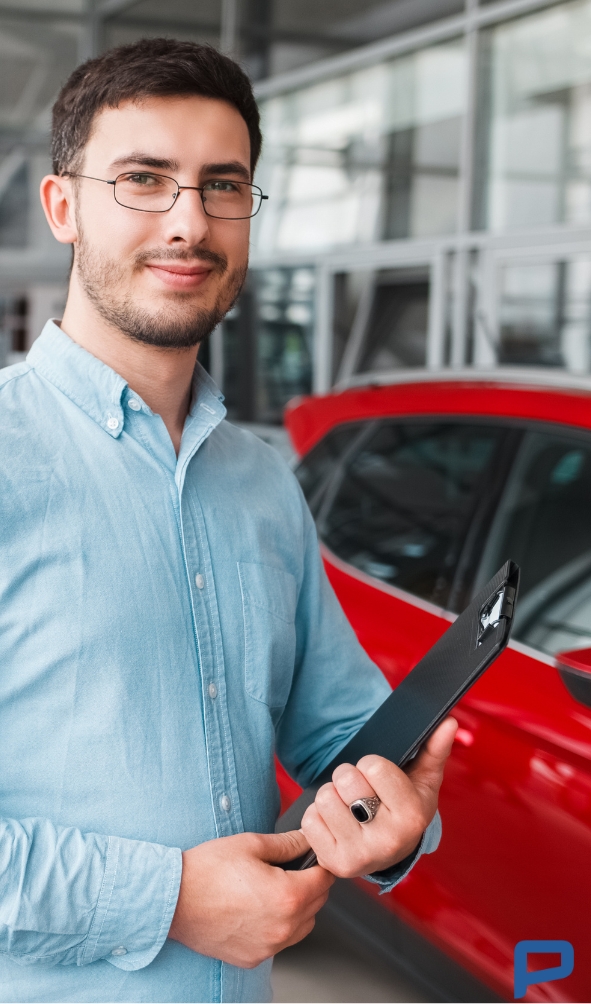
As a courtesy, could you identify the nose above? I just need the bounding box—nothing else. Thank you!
[161,186,210,245]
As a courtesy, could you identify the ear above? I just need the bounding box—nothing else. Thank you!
[39,174,78,245]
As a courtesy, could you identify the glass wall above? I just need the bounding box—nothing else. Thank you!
[0,12,80,357]
[253,37,466,253]
[475,0,591,231]
[498,257,591,370]
[0,15,81,248]
[222,266,314,423]
[4,0,591,416]
[245,0,591,419]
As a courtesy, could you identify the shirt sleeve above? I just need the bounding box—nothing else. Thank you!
[276,502,393,787]
[364,810,442,893]
[0,816,181,970]
[276,497,441,888]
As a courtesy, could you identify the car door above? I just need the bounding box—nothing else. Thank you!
[285,412,591,1001]
[298,416,516,687]
[403,423,591,1002]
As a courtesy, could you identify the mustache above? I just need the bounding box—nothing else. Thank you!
[134,246,228,272]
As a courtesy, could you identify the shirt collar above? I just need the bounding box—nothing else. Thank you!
[27,320,225,442]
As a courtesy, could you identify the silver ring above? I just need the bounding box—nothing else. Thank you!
[349,795,381,824]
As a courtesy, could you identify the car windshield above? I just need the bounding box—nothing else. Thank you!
[316,419,507,607]
[474,428,591,656]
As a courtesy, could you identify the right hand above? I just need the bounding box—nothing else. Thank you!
[167,829,334,968]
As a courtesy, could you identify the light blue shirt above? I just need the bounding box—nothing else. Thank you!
[0,321,440,1003]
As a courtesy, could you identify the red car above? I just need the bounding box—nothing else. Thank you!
[277,370,591,1003]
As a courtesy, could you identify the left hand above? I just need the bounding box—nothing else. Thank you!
[300,716,458,878]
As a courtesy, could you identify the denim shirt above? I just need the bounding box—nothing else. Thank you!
[0,321,441,1003]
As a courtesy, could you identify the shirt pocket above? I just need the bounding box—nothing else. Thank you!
[238,561,297,708]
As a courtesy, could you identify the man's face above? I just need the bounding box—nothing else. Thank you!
[71,95,252,348]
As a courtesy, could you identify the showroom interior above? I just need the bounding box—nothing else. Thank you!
[3,0,591,423]
[1,3,591,1002]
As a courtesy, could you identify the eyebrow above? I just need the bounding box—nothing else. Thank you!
[108,155,251,181]
[201,161,251,181]
[109,154,180,172]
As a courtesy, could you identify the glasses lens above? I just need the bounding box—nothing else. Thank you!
[114,173,177,211]
[202,180,261,219]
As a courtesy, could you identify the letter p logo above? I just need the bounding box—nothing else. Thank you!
[514,940,574,999]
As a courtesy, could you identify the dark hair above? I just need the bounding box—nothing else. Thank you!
[51,38,262,177]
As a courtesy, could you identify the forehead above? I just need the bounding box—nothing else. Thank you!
[84,95,251,170]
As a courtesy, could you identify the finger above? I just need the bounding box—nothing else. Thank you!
[284,856,335,899]
[354,754,412,810]
[259,828,310,864]
[405,717,458,796]
[300,800,340,862]
[313,781,362,839]
[331,762,377,808]
[425,716,458,758]
[280,915,316,951]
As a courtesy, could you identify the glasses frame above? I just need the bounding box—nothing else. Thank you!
[64,172,268,220]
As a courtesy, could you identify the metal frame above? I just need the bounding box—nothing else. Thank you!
[252,0,565,99]
[2,0,590,388]
[249,0,591,393]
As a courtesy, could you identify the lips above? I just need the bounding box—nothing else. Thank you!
[145,263,213,289]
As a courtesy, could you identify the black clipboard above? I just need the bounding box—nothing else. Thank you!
[276,560,520,869]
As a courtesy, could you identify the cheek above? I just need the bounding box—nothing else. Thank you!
[78,198,160,257]
[213,220,250,263]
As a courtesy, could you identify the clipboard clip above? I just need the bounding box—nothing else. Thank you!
[477,584,516,646]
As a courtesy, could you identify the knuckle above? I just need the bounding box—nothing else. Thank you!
[275,919,295,944]
[245,955,264,970]
[409,805,428,832]
[281,889,300,917]
[248,832,264,855]
[282,830,303,855]
[331,851,360,880]
[359,755,387,783]
[315,784,335,810]
[332,762,356,782]
[300,806,317,832]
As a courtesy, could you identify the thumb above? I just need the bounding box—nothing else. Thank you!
[405,717,458,798]
[257,828,311,865]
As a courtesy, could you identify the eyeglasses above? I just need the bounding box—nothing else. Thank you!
[65,172,268,219]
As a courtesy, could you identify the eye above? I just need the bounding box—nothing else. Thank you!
[126,173,163,188]
[204,179,241,193]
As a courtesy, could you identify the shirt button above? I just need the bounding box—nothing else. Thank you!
[107,417,119,430]
[220,794,231,812]
[111,947,127,956]
[195,573,204,589]
[208,682,218,699]
[128,398,141,411]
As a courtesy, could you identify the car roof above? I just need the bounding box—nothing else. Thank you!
[338,366,591,394]
[285,367,591,457]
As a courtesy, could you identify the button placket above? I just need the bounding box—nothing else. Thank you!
[180,489,242,839]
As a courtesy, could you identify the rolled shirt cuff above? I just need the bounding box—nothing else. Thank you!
[80,834,182,971]
[363,809,442,894]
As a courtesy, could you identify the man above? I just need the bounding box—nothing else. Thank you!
[0,39,456,1003]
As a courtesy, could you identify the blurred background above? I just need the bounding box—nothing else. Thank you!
[3,0,591,419]
[1,3,591,999]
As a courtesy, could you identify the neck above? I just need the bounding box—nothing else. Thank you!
[60,279,199,456]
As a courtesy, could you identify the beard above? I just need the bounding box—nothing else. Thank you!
[74,223,247,349]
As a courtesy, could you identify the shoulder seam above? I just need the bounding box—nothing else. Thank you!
[0,363,32,391]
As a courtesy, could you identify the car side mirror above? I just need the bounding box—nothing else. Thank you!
[556,647,591,708]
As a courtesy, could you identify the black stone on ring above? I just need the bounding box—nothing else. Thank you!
[349,796,381,823]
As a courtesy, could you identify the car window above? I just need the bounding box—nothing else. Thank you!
[317,420,508,607]
[473,428,591,656]
[294,421,365,516]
